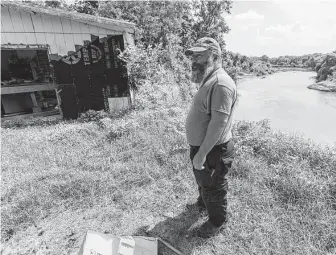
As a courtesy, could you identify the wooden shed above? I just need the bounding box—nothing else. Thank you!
[1,1,136,120]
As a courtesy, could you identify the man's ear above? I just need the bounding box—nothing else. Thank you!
[207,51,216,60]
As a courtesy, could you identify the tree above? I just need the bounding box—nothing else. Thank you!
[261,55,269,63]
[189,0,232,49]
[69,0,98,15]
[240,55,247,64]
[97,0,232,49]
[232,53,242,66]
[98,1,193,48]
[44,1,62,8]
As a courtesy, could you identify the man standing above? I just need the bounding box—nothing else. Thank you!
[185,37,237,238]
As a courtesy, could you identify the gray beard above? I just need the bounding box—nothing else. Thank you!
[191,61,215,84]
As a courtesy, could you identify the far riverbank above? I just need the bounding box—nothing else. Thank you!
[236,66,312,84]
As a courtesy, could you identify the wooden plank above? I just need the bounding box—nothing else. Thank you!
[7,9,26,44]
[64,34,76,54]
[50,16,63,33]
[158,238,184,255]
[123,34,127,47]
[98,27,108,39]
[73,34,84,48]
[70,20,83,47]
[2,32,16,44]
[60,17,72,33]
[108,97,130,112]
[20,11,37,44]
[55,33,68,56]
[1,83,55,95]
[54,88,63,117]
[1,20,5,33]
[9,9,25,33]
[35,33,48,45]
[41,14,54,33]
[30,92,38,107]
[70,20,82,34]
[1,44,48,50]
[4,33,26,45]
[86,22,134,34]
[45,33,57,54]
[41,15,58,53]
[24,33,38,44]
[8,33,27,44]
[1,110,60,121]
[20,11,35,32]
[89,25,99,36]
[30,13,45,32]
[1,31,9,44]
[1,7,15,32]
[106,29,122,36]
[106,31,115,36]
[129,89,134,106]
[79,22,90,34]
[30,92,42,113]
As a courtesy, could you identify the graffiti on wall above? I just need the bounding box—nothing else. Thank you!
[53,35,129,119]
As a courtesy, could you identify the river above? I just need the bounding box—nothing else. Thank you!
[234,71,336,147]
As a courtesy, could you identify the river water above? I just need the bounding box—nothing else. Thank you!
[234,71,336,147]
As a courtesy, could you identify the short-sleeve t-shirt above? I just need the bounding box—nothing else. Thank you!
[185,67,237,146]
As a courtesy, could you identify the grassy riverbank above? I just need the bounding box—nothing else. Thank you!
[1,104,335,255]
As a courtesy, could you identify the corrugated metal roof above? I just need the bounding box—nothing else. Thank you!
[1,1,136,32]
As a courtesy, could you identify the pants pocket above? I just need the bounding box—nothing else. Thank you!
[193,160,215,188]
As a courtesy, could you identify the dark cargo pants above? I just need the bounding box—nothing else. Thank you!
[190,140,234,226]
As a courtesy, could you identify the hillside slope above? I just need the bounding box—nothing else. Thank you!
[1,107,335,255]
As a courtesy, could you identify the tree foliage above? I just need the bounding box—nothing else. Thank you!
[44,1,62,8]
[98,1,192,48]
[97,0,231,49]
[188,0,231,48]
[68,0,98,15]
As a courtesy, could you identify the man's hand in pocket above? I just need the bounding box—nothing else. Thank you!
[193,152,206,171]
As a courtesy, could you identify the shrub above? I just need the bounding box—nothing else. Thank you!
[77,110,109,122]
[122,36,193,109]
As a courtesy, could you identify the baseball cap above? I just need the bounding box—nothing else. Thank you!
[185,37,222,56]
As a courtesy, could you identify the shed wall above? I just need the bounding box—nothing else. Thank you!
[1,7,134,56]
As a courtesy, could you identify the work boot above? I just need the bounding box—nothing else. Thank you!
[197,219,226,238]
[186,198,206,213]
